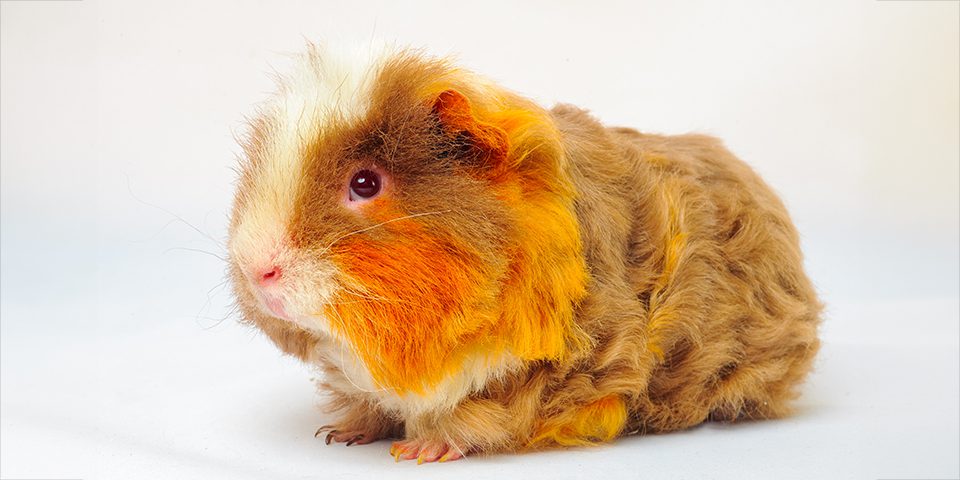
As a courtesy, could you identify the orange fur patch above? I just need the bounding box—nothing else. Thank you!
[529,395,627,447]
[496,187,591,361]
[324,208,500,393]
[471,92,592,361]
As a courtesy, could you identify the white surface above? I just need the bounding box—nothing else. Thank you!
[2,1,958,479]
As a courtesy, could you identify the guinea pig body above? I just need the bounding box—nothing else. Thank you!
[228,44,821,462]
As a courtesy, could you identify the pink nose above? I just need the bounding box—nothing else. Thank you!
[257,266,281,286]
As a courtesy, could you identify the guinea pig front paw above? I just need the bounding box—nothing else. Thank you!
[389,438,466,464]
[314,424,381,446]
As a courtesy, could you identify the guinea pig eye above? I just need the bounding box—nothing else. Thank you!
[348,169,381,201]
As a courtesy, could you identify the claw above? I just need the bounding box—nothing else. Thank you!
[346,435,364,446]
[314,425,335,438]
[438,449,464,463]
[392,445,402,462]
[325,431,338,445]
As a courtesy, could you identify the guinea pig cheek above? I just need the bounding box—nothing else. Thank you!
[321,227,495,393]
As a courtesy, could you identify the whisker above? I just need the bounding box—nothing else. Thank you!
[206,278,230,296]
[198,304,241,330]
[316,300,379,306]
[163,247,229,262]
[324,307,395,395]
[195,278,230,326]
[125,173,225,250]
[130,218,180,243]
[316,209,452,256]
[339,340,388,394]
[338,286,398,304]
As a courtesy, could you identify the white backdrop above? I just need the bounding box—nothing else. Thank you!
[1,1,958,479]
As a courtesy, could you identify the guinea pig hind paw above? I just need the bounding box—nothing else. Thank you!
[389,439,465,464]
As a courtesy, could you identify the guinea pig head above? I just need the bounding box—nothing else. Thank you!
[228,46,590,394]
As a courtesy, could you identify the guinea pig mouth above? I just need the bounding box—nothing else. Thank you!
[249,285,330,333]
[257,292,290,320]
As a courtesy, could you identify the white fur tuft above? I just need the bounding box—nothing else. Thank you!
[229,43,393,333]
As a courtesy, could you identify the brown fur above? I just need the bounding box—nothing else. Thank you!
[548,107,821,435]
[228,47,821,460]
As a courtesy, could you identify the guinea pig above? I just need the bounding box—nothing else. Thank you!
[227,43,821,463]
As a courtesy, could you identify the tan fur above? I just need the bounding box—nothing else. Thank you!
[228,45,821,461]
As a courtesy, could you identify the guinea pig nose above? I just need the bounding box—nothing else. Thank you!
[257,266,282,286]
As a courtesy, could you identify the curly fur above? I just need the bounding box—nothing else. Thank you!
[227,43,821,460]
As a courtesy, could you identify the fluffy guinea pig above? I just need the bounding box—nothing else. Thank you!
[227,43,821,463]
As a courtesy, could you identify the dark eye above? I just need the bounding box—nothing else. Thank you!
[349,169,381,201]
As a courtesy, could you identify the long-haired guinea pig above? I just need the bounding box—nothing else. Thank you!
[227,43,821,463]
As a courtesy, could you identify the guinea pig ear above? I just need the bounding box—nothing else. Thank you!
[431,89,509,170]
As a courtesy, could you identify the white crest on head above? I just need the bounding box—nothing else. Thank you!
[229,42,394,331]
